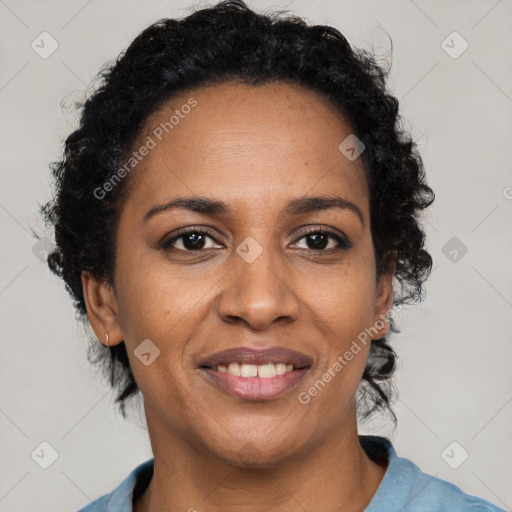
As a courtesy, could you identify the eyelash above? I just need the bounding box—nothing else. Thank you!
[161,226,351,253]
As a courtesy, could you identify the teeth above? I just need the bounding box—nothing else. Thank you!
[219,362,296,378]
[258,363,276,378]
[275,363,287,375]
[227,362,241,376]
[240,364,258,377]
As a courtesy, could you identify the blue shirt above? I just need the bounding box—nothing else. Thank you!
[76,435,506,511]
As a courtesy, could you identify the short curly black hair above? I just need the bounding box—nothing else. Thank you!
[40,0,434,421]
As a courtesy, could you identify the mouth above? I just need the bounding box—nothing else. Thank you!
[197,346,312,401]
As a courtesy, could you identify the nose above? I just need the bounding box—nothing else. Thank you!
[216,243,300,330]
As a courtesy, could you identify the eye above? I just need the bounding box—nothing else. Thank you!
[291,228,350,251]
[162,229,223,252]
[161,227,350,253]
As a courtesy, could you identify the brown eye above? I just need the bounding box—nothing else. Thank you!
[305,232,329,250]
[162,230,222,252]
[292,229,350,251]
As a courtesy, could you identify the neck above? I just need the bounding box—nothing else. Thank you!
[134,403,387,512]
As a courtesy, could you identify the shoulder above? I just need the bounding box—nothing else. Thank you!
[361,435,506,512]
[399,456,505,512]
[75,492,112,512]
[74,458,154,512]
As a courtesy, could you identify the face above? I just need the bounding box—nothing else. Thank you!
[83,80,393,467]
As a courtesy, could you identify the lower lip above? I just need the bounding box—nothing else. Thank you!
[200,367,310,400]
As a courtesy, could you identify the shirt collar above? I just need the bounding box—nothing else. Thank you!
[106,457,154,511]
[105,435,400,511]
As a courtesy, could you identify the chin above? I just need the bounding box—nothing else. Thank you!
[209,436,305,469]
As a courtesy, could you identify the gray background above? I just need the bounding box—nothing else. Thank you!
[0,0,511,510]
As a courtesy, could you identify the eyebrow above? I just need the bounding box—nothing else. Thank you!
[143,194,365,227]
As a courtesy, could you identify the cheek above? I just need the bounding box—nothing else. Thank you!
[300,260,376,381]
[114,255,205,339]
[302,287,374,422]
[305,260,377,332]
[113,263,199,411]
[113,255,216,387]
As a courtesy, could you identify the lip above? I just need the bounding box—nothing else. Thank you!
[200,366,310,400]
[198,346,313,369]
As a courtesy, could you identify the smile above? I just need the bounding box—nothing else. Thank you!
[199,364,310,400]
[213,362,295,377]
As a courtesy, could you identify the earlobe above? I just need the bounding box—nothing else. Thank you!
[373,276,393,338]
[81,271,123,346]
[374,251,397,338]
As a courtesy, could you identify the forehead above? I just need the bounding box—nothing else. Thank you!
[122,80,369,220]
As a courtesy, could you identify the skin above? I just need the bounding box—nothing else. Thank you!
[82,81,395,512]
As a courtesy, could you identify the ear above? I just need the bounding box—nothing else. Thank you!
[373,251,397,338]
[81,271,123,346]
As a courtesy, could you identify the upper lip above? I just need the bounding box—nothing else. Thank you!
[198,346,313,369]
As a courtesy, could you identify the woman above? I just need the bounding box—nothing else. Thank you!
[41,1,505,511]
